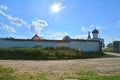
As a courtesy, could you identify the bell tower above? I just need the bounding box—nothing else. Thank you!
[92,28,99,39]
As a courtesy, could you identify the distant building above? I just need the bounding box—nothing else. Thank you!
[0,29,104,52]
[113,41,120,53]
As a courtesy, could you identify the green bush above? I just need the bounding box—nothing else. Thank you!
[103,48,113,52]
[0,47,104,60]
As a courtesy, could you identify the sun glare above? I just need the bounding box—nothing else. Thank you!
[51,3,61,13]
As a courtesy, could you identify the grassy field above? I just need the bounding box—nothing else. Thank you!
[0,65,47,80]
[0,66,120,80]
[0,64,120,80]
[0,52,120,80]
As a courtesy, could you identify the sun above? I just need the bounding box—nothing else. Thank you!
[51,3,61,13]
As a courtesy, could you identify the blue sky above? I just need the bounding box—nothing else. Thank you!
[0,0,120,45]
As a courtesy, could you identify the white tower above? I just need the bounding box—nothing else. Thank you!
[92,28,99,39]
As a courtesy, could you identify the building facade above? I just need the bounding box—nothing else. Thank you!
[113,41,120,53]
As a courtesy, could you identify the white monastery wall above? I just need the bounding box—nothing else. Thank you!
[0,40,70,48]
[70,41,100,52]
[0,40,100,52]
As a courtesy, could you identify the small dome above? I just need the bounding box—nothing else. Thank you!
[92,29,99,34]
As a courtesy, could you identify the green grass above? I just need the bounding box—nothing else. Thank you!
[0,65,120,80]
[0,65,15,73]
[63,70,120,80]
[92,76,120,80]
[16,73,48,80]
[0,65,48,80]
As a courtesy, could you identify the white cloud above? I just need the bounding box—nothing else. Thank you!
[96,26,103,29]
[89,24,103,29]
[0,4,8,10]
[0,4,26,27]
[8,16,26,27]
[28,18,48,34]
[81,26,90,32]
[81,25,103,32]
[116,20,120,28]
[89,25,95,28]
[75,34,88,39]
[45,32,69,40]
[0,4,48,36]
[0,10,26,27]
[0,23,15,32]
[9,35,27,39]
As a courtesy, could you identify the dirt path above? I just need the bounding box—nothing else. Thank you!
[0,53,120,78]
[102,52,120,58]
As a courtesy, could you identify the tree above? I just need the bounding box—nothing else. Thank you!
[106,43,113,48]
[63,35,71,41]
[103,43,113,52]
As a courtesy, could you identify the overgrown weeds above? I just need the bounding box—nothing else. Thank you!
[0,46,104,60]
